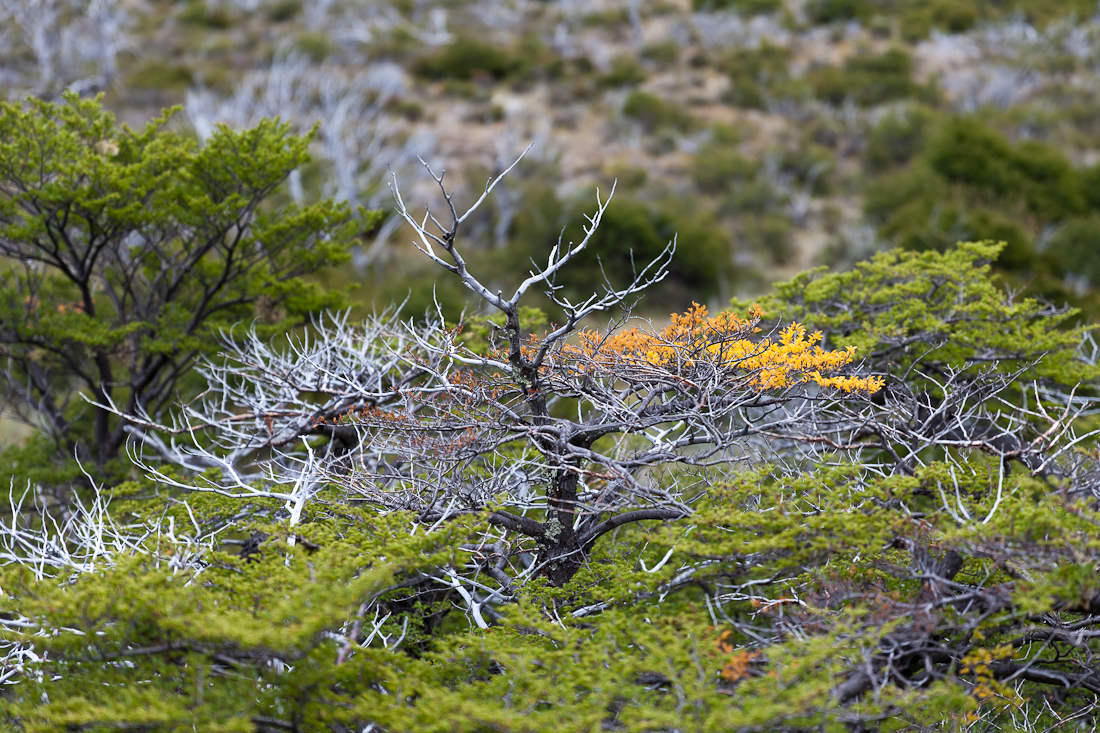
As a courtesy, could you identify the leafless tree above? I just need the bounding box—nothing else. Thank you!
[115,150,884,602]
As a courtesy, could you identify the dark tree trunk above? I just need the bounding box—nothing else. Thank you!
[540,466,585,587]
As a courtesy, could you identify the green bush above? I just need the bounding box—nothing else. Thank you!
[293,32,333,62]
[265,0,301,22]
[128,59,194,90]
[1081,164,1100,211]
[178,0,232,28]
[412,38,518,81]
[808,49,918,107]
[927,118,1083,220]
[622,91,693,133]
[900,0,979,40]
[1046,216,1100,283]
[598,56,647,87]
[506,196,732,308]
[692,0,783,13]
[806,0,872,23]
[720,43,791,109]
[864,106,933,173]
[691,147,758,193]
[640,40,679,65]
[739,212,794,265]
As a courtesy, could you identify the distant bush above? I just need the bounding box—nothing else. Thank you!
[505,194,732,308]
[720,43,791,109]
[641,41,680,65]
[739,212,794,265]
[692,0,783,14]
[778,144,836,195]
[1080,164,1100,210]
[691,147,758,194]
[178,0,232,28]
[622,91,693,133]
[265,0,301,22]
[128,59,194,90]
[558,198,729,302]
[927,118,1083,220]
[412,38,518,81]
[808,49,919,107]
[1046,216,1100,284]
[293,32,333,62]
[899,0,978,40]
[805,0,872,23]
[599,56,647,87]
[865,106,933,173]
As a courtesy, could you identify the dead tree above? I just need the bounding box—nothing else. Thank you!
[120,150,883,592]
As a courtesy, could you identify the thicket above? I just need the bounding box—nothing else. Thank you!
[865,112,1100,316]
[2,103,1100,732]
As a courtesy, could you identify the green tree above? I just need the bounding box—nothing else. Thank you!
[0,94,363,486]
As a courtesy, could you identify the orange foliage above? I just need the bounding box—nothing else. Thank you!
[551,303,883,394]
[717,630,760,683]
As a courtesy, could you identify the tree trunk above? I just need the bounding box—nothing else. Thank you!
[540,467,585,587]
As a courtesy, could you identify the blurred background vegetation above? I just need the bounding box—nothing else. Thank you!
[3,0,1100,343]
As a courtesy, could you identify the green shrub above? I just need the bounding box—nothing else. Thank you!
[965,209,1033,270]
[128,60,194,90]
[806,0,872,23]
[560,199,729,301]
[864,106,933,173]
[721,179,782,215]
[508,196,731,307]
[598,56,647,87]
[692,0,783,14]
[691,147,758,193]
[293,32,333,62]
[178,0,231,28]
[808,49,918,107]
[1046,216,1100,283]
[900,0,978,40]
[1080,165,1100,211]
[863,164,941,227]
[739,212,794,265]
[720,43,791,109]
[778,144,836,195]
[927,118,1083,220]
[640,40,680,65]
[265,0,301,22]
[412,38,518,81]
[927,118,1022,194]
[622,91,693,133]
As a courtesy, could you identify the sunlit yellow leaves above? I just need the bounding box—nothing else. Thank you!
[553,303,882,394]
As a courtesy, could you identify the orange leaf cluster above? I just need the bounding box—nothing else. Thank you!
[717,631,760,683]
[557,303,883,394]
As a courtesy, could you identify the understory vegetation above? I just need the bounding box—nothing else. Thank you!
[1,95,1099,732]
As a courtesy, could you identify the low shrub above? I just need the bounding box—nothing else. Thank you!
[739,212,794,265]
[178,0,232,28]
[641,40,680,65]
[720,43,791,109]
[900,0,978,40]
[865,106,933,173]
[412,38,519,81]
[927,117,1083,220]
[1045,216,1100,284]
[691,147,758,194]
[807,49,919,107]
[599,56,647,87]
[622,91,693,133]
[693,0,783,13]
[805,0,872,23]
